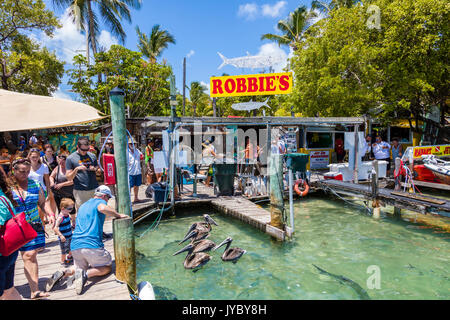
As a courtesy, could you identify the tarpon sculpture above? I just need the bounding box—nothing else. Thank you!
[217,52,283,70]
[231,98,270,112]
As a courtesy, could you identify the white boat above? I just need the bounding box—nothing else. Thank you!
[422,155,450,185]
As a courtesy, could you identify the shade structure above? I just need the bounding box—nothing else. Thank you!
[0,89,107,132]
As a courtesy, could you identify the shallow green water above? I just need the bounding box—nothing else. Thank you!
[135,195,450,300]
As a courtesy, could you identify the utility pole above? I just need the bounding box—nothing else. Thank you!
[109,87,136,291]
[169,75,178,214]
[212,97,217,117]
[182,57,186,117]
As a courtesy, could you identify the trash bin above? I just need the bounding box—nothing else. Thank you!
[213,163,237,196]
[145,182,168,203]
[285,153,309,173]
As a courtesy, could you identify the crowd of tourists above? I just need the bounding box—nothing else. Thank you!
[0,135,128,300]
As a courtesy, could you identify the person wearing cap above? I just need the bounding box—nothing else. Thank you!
[45,185,128,295]
[29,133,38,147]
[127,137,143,203]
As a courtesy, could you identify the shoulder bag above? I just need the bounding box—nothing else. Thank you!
[0,196,37,256]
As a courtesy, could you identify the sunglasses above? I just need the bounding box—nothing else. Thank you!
[63,207,74,211]
[58,155,67,160]
[12,157,31,166]
[30,148,40,152]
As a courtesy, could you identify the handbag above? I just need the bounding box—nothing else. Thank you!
[0,196,37,256]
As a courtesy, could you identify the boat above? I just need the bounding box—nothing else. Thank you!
[422,155,450,185]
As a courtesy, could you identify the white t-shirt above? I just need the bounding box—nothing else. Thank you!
[28,163,49,191]
[372,141,391,159]
[127,147,142,176]
[202,145,216,165]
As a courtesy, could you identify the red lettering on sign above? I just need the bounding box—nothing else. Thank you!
[265,76,276,91]
[279,75,290,91]
[224,79,236,93]
[258,77,265,92]
[211,79,223,94]
[247,77,258,92]
[236,78,247,93]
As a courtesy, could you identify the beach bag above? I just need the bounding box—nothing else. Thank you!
[0,196,37,256]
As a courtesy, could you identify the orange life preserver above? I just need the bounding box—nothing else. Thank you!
[294,179,309,197]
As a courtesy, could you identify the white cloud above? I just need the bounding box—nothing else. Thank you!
[200,81,210,92]
[257,43,289,72]
[98,30,118,51]
[261,1,287,18]
[52,87,73,101]
[186,49,195,58]
[238,3,259,20]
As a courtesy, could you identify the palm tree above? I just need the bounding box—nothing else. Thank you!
[52,0,142,58]
[188,81,209,117]
[136,25,176,63]
[260,5,316,51]
[311,0,359,14]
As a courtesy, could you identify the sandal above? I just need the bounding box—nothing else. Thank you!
[45,270,65,292]
[31,291,50,299]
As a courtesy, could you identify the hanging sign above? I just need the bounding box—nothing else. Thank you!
[210,72,293,97]
[412,145,450,159]
[310,150,329,169]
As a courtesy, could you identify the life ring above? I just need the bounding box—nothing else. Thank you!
[294,179,309,197]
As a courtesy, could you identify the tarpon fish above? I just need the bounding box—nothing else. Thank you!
[217,52,283,70]
[312,264,371,300]
[231,98,270,112]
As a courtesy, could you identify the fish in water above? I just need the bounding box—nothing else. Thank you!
[312,264,371,300]
[217,52,283,70]
[213,237,246,264]
[231,98,270,112]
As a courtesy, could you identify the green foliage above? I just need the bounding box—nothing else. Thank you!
[67,45,172,117]
[136,25,176,63]
[290,0,449,128]
[0,0,64,94]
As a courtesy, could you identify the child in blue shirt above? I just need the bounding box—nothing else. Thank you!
[53,198,74,266]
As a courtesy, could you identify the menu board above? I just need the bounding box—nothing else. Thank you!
[285,129,297,153]
[310,150,329,169]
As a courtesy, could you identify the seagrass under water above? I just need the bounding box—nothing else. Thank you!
[135,194,449,300]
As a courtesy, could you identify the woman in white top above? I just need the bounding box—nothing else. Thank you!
[28,149,51,196]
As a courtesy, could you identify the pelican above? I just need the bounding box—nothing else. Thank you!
[173,243,212,272]
[183,214,218,239]
[191,239,216,253]
[179,228,209,245]
[213,237,246,264]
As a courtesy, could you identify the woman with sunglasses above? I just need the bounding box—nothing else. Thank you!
[50,154,75,227]
[41,144,58,173]
[8,157,54,299]
[27,149,51,198]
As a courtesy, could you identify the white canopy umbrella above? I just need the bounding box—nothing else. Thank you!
[0,89,107,132]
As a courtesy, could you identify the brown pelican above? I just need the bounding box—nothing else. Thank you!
[183,214,218,239]
[213,237,246,264]
[191,239,216,253]
[179,228,209,245]
[173,243,212,272]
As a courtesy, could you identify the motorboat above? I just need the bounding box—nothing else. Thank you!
[422,155,450,185]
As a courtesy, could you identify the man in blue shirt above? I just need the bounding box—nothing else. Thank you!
[45,185,128,295]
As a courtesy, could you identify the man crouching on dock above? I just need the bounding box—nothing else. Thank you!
[45,185,128,295]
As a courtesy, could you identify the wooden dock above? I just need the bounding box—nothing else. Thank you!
[132,182,286,240]
[311,179,450,216]
[14,218,130,300]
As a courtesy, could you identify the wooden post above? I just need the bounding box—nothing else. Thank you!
[182,57,186,117]
[371,159,380,219]
[353,125,359,184]
[113,217,136,290]
[109,87,136,289]
[394,157,401,191]
[269,154,284,231]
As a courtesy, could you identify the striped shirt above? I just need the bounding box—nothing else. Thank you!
[12,179,44,251]
[57,214,72,239]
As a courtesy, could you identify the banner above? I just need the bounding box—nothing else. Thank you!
[210,72,293,97]
[310,150,329,169]
[412,145,450,158]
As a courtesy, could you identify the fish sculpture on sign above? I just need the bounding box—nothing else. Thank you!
[231,98,270,112]
[217,52,283,70]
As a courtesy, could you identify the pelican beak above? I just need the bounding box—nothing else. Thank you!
[173,244,191,256]
[183,224,197,240]
[207,216,219,226]
[213,239,227,251]
[179,230,196,245]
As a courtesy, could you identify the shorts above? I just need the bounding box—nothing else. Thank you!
[73,189,96,211]
[0,250,19,296]
[59,237,72,255]
[129,174,142,188]
[71,247,112,271]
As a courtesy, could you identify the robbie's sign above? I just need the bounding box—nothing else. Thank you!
[210,72,293,97]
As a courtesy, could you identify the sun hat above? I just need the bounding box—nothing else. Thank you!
[94,185,115,199]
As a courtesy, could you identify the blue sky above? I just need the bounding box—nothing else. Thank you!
[41,0,315,100]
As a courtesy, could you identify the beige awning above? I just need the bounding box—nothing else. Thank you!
[0,89,107,132]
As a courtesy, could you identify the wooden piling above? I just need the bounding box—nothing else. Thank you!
[113,217,136,290]
[269,154,285,231]
[371,160,380,219]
